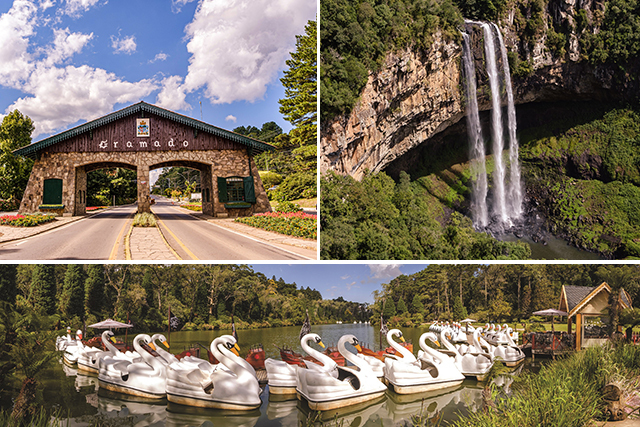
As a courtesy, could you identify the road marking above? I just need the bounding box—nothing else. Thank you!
[156,217,199,260]
[124,223,133,260]
[109,213,133,260]
[163,203,315,260]
[155,217,182,260]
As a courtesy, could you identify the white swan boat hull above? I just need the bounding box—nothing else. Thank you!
[296,388,386,411]
[98,378,166,400]
[386,377,464,394]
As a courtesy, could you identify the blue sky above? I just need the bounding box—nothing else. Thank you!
[249,264,432,304]
[0,0,316,140]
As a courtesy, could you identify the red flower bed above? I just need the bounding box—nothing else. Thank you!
[0,214,56,227]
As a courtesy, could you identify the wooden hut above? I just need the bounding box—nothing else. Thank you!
[559,282,633,350]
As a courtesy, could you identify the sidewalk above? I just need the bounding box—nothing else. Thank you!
[0,212,94,243]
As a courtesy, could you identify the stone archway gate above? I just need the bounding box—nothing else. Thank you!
[15,102,273,217]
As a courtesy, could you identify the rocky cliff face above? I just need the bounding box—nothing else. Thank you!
[321,0,640,179]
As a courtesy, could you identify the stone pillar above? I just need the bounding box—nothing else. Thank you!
[249,156,272,214]
[200,164,214,216]
[137,164,150,213]
[74,166,87,216]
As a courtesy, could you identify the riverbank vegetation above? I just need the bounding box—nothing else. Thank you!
[321,170,530,260]
[452,342,640,427]
[372,264,640,330]
[0,264,369,336]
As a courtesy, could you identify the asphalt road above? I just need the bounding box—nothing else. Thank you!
[151,197,314,260]
[0,205,134,260]
[0,199,315,260]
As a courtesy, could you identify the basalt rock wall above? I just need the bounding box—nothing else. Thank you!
[320,0,640,180]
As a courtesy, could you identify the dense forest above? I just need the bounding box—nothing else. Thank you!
[321,170,530,259]
[0,264,370,335]
[372,264,640,332]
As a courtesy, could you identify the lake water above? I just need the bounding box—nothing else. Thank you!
[21,324,536,426]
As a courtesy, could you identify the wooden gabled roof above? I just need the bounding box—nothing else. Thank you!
[559,282,633,318]
[14,101,275,158]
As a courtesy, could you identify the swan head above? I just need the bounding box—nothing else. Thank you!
[151,334,170,350]
[302,333,325,349]
[343,335,362,352]
[389,329,405,343]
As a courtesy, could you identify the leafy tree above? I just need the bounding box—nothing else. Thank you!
[452,295,467,320]
[0,110,34,204]
[411,294,425,315]
[31,265,56,315]
[87,168,137,206]
[60,265,85,320]
[396,297,408,314]
[383,298,396,318]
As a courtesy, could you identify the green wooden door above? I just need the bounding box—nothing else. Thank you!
[43,179,63,205]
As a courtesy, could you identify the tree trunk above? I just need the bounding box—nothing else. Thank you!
[11,377,38,423]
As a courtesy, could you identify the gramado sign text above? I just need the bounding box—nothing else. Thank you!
[97,138,190,150]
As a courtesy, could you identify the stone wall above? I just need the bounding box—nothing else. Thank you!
[19,149,271,217]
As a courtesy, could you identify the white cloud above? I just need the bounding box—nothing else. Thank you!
[111,34,136,55]
[181,0,315,104]
[368,264,403,280]
[346,281,357,291]
[40,0,55,11]
[225,115,236,123]
[10,64,158,136]
[171,0,196,13]
[150,52,168,63]
[42,27,93,66]
[0,1,39,89]
[63,0,100,17]
[155,75,189,111]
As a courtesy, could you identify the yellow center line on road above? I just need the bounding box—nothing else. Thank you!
[156,217,199,260]
[109,213,134,260]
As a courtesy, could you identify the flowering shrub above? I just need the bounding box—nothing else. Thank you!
[182,204,202,212]
[275,201,302,213]
[0,214,56,227]
[86,206,107,211]
[235,211,317,239]
[0,199,18,212]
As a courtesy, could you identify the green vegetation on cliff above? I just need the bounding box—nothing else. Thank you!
[321,170,531,260]
[521,108,640,258]
[320,0,463,122]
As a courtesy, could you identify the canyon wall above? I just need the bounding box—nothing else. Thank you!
[320,0,640,180]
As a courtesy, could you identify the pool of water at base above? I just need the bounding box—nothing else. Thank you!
[15,325,541,426]
[500,233,602,260]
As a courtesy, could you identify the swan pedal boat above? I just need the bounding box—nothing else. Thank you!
[166,335,261,410]
[98,334,167,400]
[265,333,338,395]
[296,334,387,411]
[384,331,465,394]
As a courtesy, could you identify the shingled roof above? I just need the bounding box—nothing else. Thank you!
[14,101,275,158]
[560,283,633,317]
[562,285,596,313]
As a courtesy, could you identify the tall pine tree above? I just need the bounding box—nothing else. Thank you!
[31,265,56,314]
[61,265,85,320]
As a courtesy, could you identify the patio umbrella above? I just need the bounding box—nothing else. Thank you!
[460,318,477,323]
[88,318,133,330]
[532,309,568,331]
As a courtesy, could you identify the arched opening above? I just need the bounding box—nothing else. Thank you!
[75,162,137,215]
[149,160,213,216]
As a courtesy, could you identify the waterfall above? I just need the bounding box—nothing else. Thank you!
[494,23,523,218]
[462,33,488,228]
[462,21,523,229]
[482,23,508,224]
